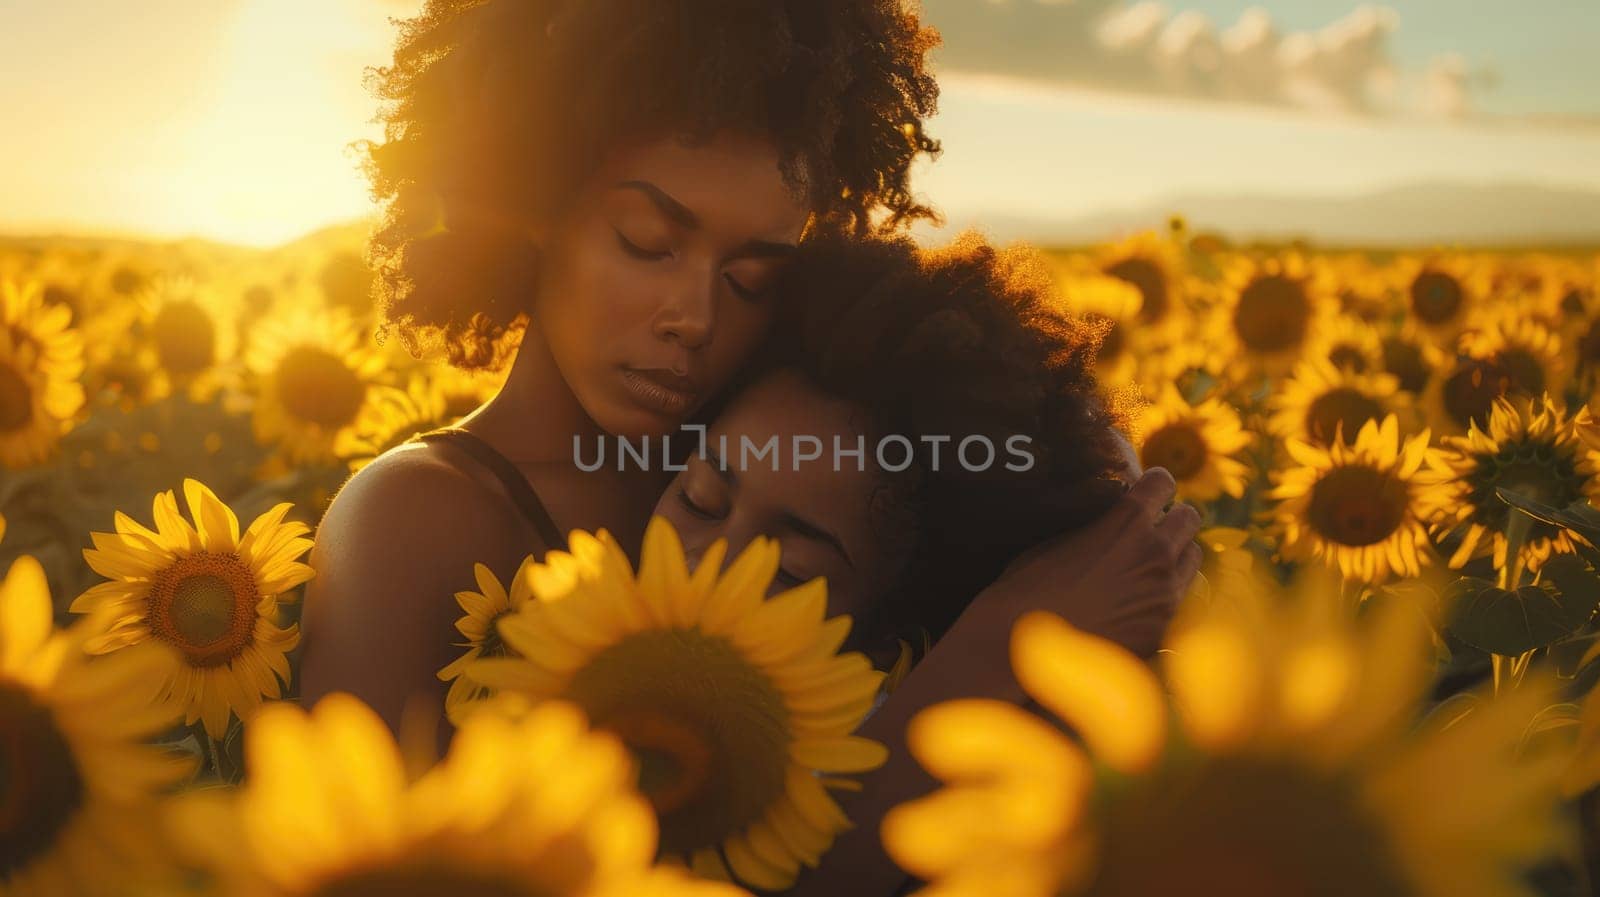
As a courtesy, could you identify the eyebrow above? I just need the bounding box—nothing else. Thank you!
[703,448,854,568]
[616,180,799,261]
[616,180,698,229]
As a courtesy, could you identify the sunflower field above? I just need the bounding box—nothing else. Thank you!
[3,220,1600,897]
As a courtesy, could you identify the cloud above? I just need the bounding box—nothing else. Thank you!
[922,0,1488,120]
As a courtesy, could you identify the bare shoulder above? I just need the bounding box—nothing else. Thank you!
[299,442,540,717]
[317,442,500,547]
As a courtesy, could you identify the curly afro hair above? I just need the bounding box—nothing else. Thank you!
[362,0,943,370]
[730,231,1140,647]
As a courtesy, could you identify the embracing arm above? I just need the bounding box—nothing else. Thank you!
[297,449,534,745]
[783,468,1201,897]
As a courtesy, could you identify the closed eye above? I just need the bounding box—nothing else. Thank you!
[614,229,671,261]
[724,273,769,302]
[675,486,721,520]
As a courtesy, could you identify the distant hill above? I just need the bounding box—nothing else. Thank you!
[929,181,1600,249]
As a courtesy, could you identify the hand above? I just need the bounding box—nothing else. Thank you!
[959,466,1203,661]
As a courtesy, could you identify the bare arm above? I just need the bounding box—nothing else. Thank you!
[297,448,537,746]
[784,468,1200,897]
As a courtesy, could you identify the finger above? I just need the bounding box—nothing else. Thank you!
[1124,467,1177,524]
[1157,502,1203,554]
[1176,542,1203,588]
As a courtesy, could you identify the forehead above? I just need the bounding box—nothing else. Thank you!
[707,370,882,519]
[596,132,810,239]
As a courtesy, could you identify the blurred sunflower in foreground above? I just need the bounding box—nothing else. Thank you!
[174,694,746,897]
[0,554,194,896]
[1136,383,1252,503]
[0,279,85,468]
[466,518,887,891]
[69,480,313,738]
[246,307,387,465]
[1269,416,1441,584]
[882,573,1571,897]
[1425,394,1600,572]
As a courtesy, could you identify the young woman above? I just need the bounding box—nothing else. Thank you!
[646,233,1200,895]
[299,0,943,730]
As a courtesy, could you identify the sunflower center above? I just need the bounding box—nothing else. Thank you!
[1380,337,1430,394]
[274,346,367,429]
[0,361,32,432]
[310,863,550,897]
[0,683,85,881]
[562,629,791,856]
[1104,257,1169,324]
[1142,424,1208,480]
[1233,275,1310,354]
[1495,348,1545,397]
[145,553,260,667]
[151,300,217,376]
[1327,344,1370,374]
[480,612,511,660]
[1410,270,1463,324]
[1579,321,1600,365]
[1305,388,1384,447]
[1308,465,1410,547]
[1441,358,1512,430]
[1091,757,1411,897]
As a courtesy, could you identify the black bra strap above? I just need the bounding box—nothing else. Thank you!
[415,428,567,552]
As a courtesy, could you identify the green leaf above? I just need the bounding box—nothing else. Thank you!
[1538,554,1600,630]
[1446,579,1592,656]
[1496,488,1600,546]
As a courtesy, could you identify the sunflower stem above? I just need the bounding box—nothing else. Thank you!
[1490,653,1506,697]
[1501,509,1535,591]
[190,721,218,780]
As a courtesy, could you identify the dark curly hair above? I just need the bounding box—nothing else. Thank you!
[715,231,1140,648]
[361,0,943,370]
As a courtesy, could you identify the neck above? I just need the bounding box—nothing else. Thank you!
[460,319,604,464]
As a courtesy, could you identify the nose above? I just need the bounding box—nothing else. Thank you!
[685,525,759,574]
[654,270,715,350]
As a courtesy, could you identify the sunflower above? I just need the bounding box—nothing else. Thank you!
[0,279,85,468]
[1054,272,1144,388]
[437,558,538,722]
[1136,383,1252,502]
[1268,415,1441,584]
[1092,231,1188,337]
[1212,251,1339,382]
[0,554,195,896]
[1395,255,1481,344]
[1306,313,1385,375]
[134,275,237,401]
[1454,311,1569,409]
[335,376,450,472]
[246,306,387,465]
[1268,357,1408,449]
[1424,394,1600,572]
[466,518,888,891]
[69,479,313,739]
[1379,326,1447,396]
[882,573,1570,897]
[173,694,743,897]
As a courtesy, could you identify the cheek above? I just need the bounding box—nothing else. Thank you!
[542,232,658,350]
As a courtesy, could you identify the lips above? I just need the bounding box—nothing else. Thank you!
[620,367,701,416]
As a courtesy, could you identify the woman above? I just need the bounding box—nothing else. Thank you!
[300,0,943,731]
[645,233,1200,894]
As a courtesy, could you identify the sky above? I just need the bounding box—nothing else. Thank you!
[1,0,1597,246]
